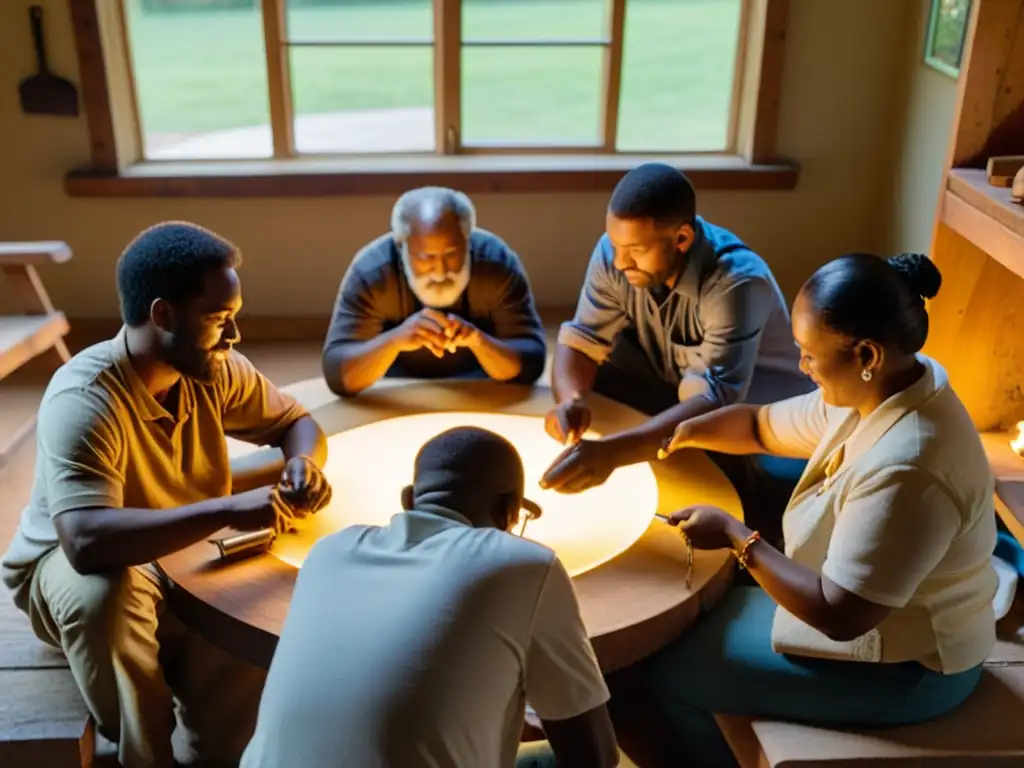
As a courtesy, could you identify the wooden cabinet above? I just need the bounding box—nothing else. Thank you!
[923,0,1024,540]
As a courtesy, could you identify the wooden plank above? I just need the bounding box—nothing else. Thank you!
[0,669,91,767]
[997,481,1024,548]
[745,667,1024,765]
[948,169,1024,238]
[921,223,986,374]
[68,1,117,172]
[64,156,799,197]
[947,0,1023,168]
[724,0,752,154]
[0,243,72,266]
[923,222,1024,431]
[747,0,787,163]
[940,188,1024,282]
[261,0,294,158]
[68,2,108,155]
[599,0,626,152]
[986,156,1024,187]
[0,602,68,671]
[433,0,461,154]
[734,0,789,164]
[986,3,1024,157]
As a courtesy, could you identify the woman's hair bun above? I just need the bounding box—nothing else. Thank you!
[887,252,942,300]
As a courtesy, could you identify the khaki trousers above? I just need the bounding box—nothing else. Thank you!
[25,546,267,768]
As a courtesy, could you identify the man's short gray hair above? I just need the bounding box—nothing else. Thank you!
[390,187,476,244]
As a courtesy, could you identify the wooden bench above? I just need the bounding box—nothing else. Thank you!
[715,599,1024,767]
[0,241,71,466]
[0,418,96,767]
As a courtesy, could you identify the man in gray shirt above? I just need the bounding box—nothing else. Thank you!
[541,163,810,494]
[322,187,547,396]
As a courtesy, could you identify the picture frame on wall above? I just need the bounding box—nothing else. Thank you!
[924,0,972,78]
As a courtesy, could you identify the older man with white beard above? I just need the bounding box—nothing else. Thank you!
[322,187,547,396]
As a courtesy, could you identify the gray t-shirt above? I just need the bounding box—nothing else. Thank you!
[559,217,811,406]
[323,229,547,387]
[241,508,609,768]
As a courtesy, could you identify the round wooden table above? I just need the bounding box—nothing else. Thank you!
[157,378,742,673]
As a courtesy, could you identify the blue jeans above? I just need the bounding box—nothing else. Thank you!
[615,587,983,767]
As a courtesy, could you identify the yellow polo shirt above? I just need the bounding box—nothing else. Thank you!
[1,328,307,611]
[757,356,998,673]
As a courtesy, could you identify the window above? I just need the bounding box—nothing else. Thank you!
[121,0,745,161]
[67,0,793,195]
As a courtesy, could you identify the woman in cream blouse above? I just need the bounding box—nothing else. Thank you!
[615,253,998,767]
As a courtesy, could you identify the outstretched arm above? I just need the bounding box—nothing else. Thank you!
[602,277,775,463]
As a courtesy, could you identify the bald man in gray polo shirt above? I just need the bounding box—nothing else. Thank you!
[322,187,547,396]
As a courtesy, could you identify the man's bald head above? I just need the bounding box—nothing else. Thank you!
[391,187,476,308]
[403,426,525,530]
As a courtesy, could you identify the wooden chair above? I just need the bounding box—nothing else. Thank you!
[0,241,71,464]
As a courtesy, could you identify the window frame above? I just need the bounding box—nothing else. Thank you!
[66,0,796,197]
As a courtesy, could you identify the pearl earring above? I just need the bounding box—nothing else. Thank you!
[861,369,873,382]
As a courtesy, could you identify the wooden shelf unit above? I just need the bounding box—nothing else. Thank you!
[940,169,1024,279]
[921,0,1024,437]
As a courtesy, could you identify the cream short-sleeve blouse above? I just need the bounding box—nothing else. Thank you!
[756,356,997,673]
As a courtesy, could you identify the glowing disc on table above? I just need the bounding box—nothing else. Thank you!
[271,412,659,576]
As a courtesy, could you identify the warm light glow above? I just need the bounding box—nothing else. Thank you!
[1012,421,1024,457]
[271,412,660,576]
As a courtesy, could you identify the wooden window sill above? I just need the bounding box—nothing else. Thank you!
[64,154,800,198]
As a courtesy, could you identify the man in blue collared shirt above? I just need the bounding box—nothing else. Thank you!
[540,163,810,493]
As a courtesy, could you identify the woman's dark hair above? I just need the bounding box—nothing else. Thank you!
[801,252,942,354]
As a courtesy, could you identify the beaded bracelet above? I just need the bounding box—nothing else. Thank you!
[677,529,693,589]
[734,530,761,571]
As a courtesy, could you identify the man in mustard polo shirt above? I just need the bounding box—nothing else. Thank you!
[1,222,332,768]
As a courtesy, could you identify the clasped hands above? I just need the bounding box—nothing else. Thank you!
[394,308,480,358]
[231,456,333,537]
